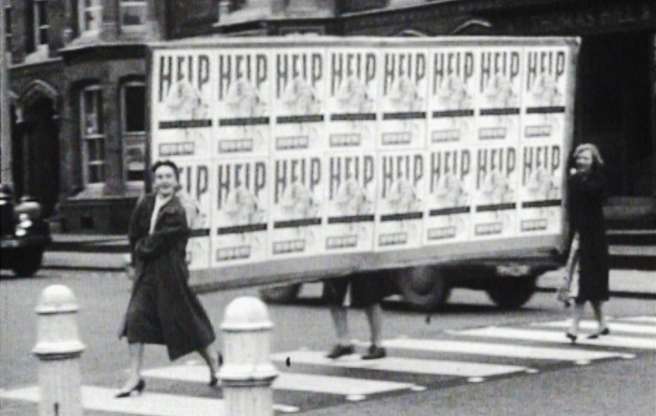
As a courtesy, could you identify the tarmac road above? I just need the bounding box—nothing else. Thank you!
[1,269,654,416]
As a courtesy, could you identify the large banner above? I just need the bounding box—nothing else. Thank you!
[150,39,575,273]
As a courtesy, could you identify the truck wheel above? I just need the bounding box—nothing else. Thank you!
[486,276,537,309]
[259,283,302,303]
[398,266,451,311]
[12,248,44,277]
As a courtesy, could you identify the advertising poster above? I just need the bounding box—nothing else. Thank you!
[429,48,477,147]
[519,143,563,235]
[326,49,378,151]
[472,146,519,239]
[379,49,428,150]
[151,50,214,160]
[211,157,269,267]
[272,50,326,154]
[375,151,426,250]
[176,160,213,271]
[324,152,376,253]
[270,155,325,258]
[477,48,523,145]
[216,50,271,157]
[425,146,474,244]
[522,47,569,142]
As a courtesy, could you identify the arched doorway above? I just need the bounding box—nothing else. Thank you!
[17,89,60,217]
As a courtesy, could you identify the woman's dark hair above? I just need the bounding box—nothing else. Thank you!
[151,159,180,181]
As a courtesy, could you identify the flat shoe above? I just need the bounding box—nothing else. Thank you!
[326,344,354,359]
[362,345,386,360]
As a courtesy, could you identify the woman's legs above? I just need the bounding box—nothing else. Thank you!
[568,301,585,336]
[119,343,144,391]
[590,300,608,332]
[197,345,219,380]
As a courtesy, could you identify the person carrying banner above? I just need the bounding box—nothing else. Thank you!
[563,143,610,343]
[116,160,220,397]
[323,272,388,360]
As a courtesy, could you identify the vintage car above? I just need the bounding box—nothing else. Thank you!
[0,184,51,277]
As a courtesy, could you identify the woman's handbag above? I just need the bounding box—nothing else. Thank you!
[557,233,580,307]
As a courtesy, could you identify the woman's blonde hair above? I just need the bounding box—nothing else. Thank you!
[573,143,604,168]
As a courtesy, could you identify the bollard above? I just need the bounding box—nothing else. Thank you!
[32,285,86,416]
[219,296,278,416]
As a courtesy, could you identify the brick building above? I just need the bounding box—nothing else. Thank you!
[5,0,655,233]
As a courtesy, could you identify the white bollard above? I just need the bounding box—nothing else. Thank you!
[219,296,278,416]
[32,285,86,416]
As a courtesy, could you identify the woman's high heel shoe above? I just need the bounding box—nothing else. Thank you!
[115,379,145,398]
[209,374,219,387]
[565,332,577,344]
[587,327,610,339]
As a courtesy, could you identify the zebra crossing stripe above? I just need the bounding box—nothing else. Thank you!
[620,316,656,324]
[144,365,414,397]
[360,339,622,361]
[456,327,656,350]
[0,384,300,415]
[271,350,527,378]
[533,320,656,335]
[0,386,225,416]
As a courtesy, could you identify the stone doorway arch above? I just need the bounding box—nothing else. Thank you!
[16,80,61,217]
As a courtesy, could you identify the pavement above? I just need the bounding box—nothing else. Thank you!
[42,233,655,297]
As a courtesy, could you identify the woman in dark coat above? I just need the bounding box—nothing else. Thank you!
[116,160,219,397]
[564,143,610,343]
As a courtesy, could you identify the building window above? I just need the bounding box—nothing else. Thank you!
[120,0,147,29]
[33,0,49,48]
[121,82,146,182]
[79,0,102,34]
[4,2,12,54]
[80,85,106,185]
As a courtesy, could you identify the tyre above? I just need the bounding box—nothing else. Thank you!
[259,283,302,303]
[486,276,537,309]
[12,248,44,277]
[397,266,451,311]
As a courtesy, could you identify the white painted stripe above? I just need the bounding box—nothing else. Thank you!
[0,386,226,416]
[533,320,656,335]
[0,385,299,415]
[275,373,414,396]
[144,365,413,396]
[621,316,656,324]
[457,327,656,350]
[356,339,621,362]
[271,350,526,378]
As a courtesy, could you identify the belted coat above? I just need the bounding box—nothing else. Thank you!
[119,194,215,360]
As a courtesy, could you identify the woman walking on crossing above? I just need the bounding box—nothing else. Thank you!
[116,160,219,397]
[564,143,610,343]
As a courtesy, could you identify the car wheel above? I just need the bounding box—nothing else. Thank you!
[259,283,302,303]
[12,248,44,277]
[486,276,537,309]
[397,266,451,311]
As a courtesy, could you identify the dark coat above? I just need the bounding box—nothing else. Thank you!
[119,194,216,360]
[567,170,610,302]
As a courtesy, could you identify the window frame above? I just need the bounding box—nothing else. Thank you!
[4,1,12,54]
[79,85,106,187]
[121,80,147,185]
[119,0,148,31]
[78,0,103,35]
[33,0,49,49]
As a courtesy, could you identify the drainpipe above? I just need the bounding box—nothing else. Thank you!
[0,0,13,186]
